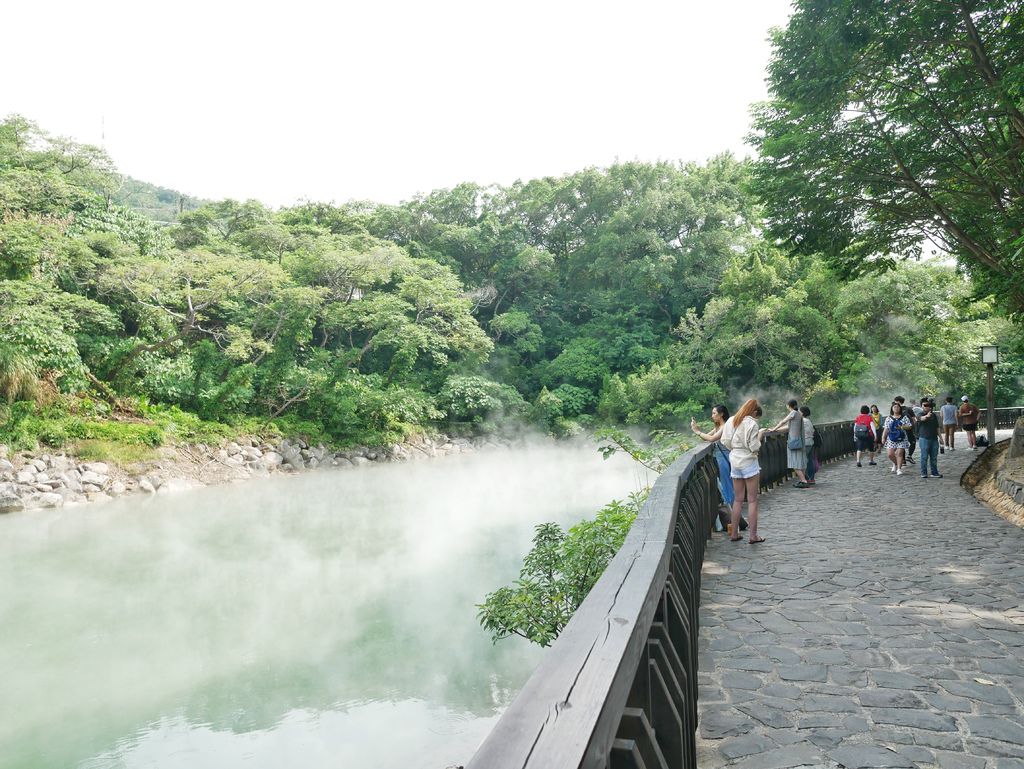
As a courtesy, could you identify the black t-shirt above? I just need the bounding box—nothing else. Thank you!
[917,411,939,440]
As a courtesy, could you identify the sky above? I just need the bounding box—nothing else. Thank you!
[2,0,794,207]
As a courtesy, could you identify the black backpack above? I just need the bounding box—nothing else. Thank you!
[813,428,822,448]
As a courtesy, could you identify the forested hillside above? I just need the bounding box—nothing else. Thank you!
[1,114,1021,455]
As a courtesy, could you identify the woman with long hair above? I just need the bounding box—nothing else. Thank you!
[882,402,912,475]
[719,398,766,544]
[691,404,735,514]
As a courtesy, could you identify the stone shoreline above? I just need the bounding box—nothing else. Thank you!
[0,432,510,514]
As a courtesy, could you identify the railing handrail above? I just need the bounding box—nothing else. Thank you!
[466,442,713,768]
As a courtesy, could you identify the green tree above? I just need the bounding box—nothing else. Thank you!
[751,0,1024,311]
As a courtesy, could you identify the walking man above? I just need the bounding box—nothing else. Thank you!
[959,395,980,450]
[916,399,942,478]
[940,396,958,450]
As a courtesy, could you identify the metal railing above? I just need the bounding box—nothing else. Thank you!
[978,406,1024,430]
[466,420,855,769]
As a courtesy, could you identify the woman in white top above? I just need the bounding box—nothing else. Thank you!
[720,398,766,544]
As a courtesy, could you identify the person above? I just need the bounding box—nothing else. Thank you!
[691,405,747,531]
[870,404,883,452]
[853,405,877,467]
[799,406,817,484]
[768,398,810,488]
[719,398,766,544]
[916,399,942,478]
[959,395,980,450]
[940,396,958,451]
[897,396,917,464]
[882,402,912,475]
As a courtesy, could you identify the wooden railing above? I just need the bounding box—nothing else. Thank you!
[465,420,856,769]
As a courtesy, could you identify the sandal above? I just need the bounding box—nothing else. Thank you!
[749,536,766,544]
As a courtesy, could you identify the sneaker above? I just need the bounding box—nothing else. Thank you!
[906,457,916,464]
[890,464,896,473]
[930,473,943,478]
[794,481,809,488]
[869,461,877,466]
[940,447,945,454]
[856,462,862,467]
[920,474,928,479]
[897,469,904,476]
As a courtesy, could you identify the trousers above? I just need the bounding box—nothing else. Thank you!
[918,437,939,476]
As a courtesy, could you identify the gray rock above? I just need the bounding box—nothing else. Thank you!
[732,743,825,769]
[30,459,47,472]
[38,492,63,508]
[15,470,35,484]
[157,478,198,495]
[870,670,935,691]
[81,462,109,474]
[351,456,371,466]
[0,492,24,513]
[858,689,925,708]
[966,716,1024,745]
[138,478,157,494]
[0,459,13,472]
[699,709,753,738]
[79,471,109,487]
[777,664,828,682]
[720,733,777,759]
[260,451,284,469]
[109,481,127,497]
[868,707,957,731]
[942,680,1016,705]
[828,745,915,768]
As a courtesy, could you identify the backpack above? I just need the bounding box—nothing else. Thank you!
[813,428,823,448]
[887,417,905,442]
[854,422,871,440]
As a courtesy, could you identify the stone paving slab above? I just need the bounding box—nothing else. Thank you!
[697,437,1024,769]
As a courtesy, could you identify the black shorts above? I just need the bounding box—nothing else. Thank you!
[856,436,874,451]
[963,423,977,432]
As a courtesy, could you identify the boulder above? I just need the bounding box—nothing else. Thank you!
[0,491,23,514]
[351,456,371,466]
[226,442,242,455]
[81,462,109,475]
[137,478,157,494]
[38,492,63,508]
[259,451,284,469]
[157,478,198,495]
[79,471,109,487]
[30,459,47,472]
[15,470,35,484]
[241,447,263,461]
[0,459,13,473]
[109,481,127,497]
[224,455,245,468]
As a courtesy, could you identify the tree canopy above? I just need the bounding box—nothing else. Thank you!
[751,0,1024,312]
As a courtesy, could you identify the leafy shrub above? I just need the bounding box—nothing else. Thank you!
[477,493,645,647]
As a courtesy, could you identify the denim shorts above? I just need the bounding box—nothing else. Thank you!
[730,463,761,479]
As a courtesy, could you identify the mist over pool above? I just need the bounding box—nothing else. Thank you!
[0,442,650,769]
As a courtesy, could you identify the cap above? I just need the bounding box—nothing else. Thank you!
[961,395,969,401]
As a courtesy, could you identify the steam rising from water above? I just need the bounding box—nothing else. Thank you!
[0,443,649,769]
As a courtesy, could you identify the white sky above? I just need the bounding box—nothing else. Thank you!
[2,0,793,207]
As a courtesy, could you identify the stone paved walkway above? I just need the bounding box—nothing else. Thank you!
[697,438,1024,769]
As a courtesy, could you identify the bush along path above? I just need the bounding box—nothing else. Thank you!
[0,432,501,514]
